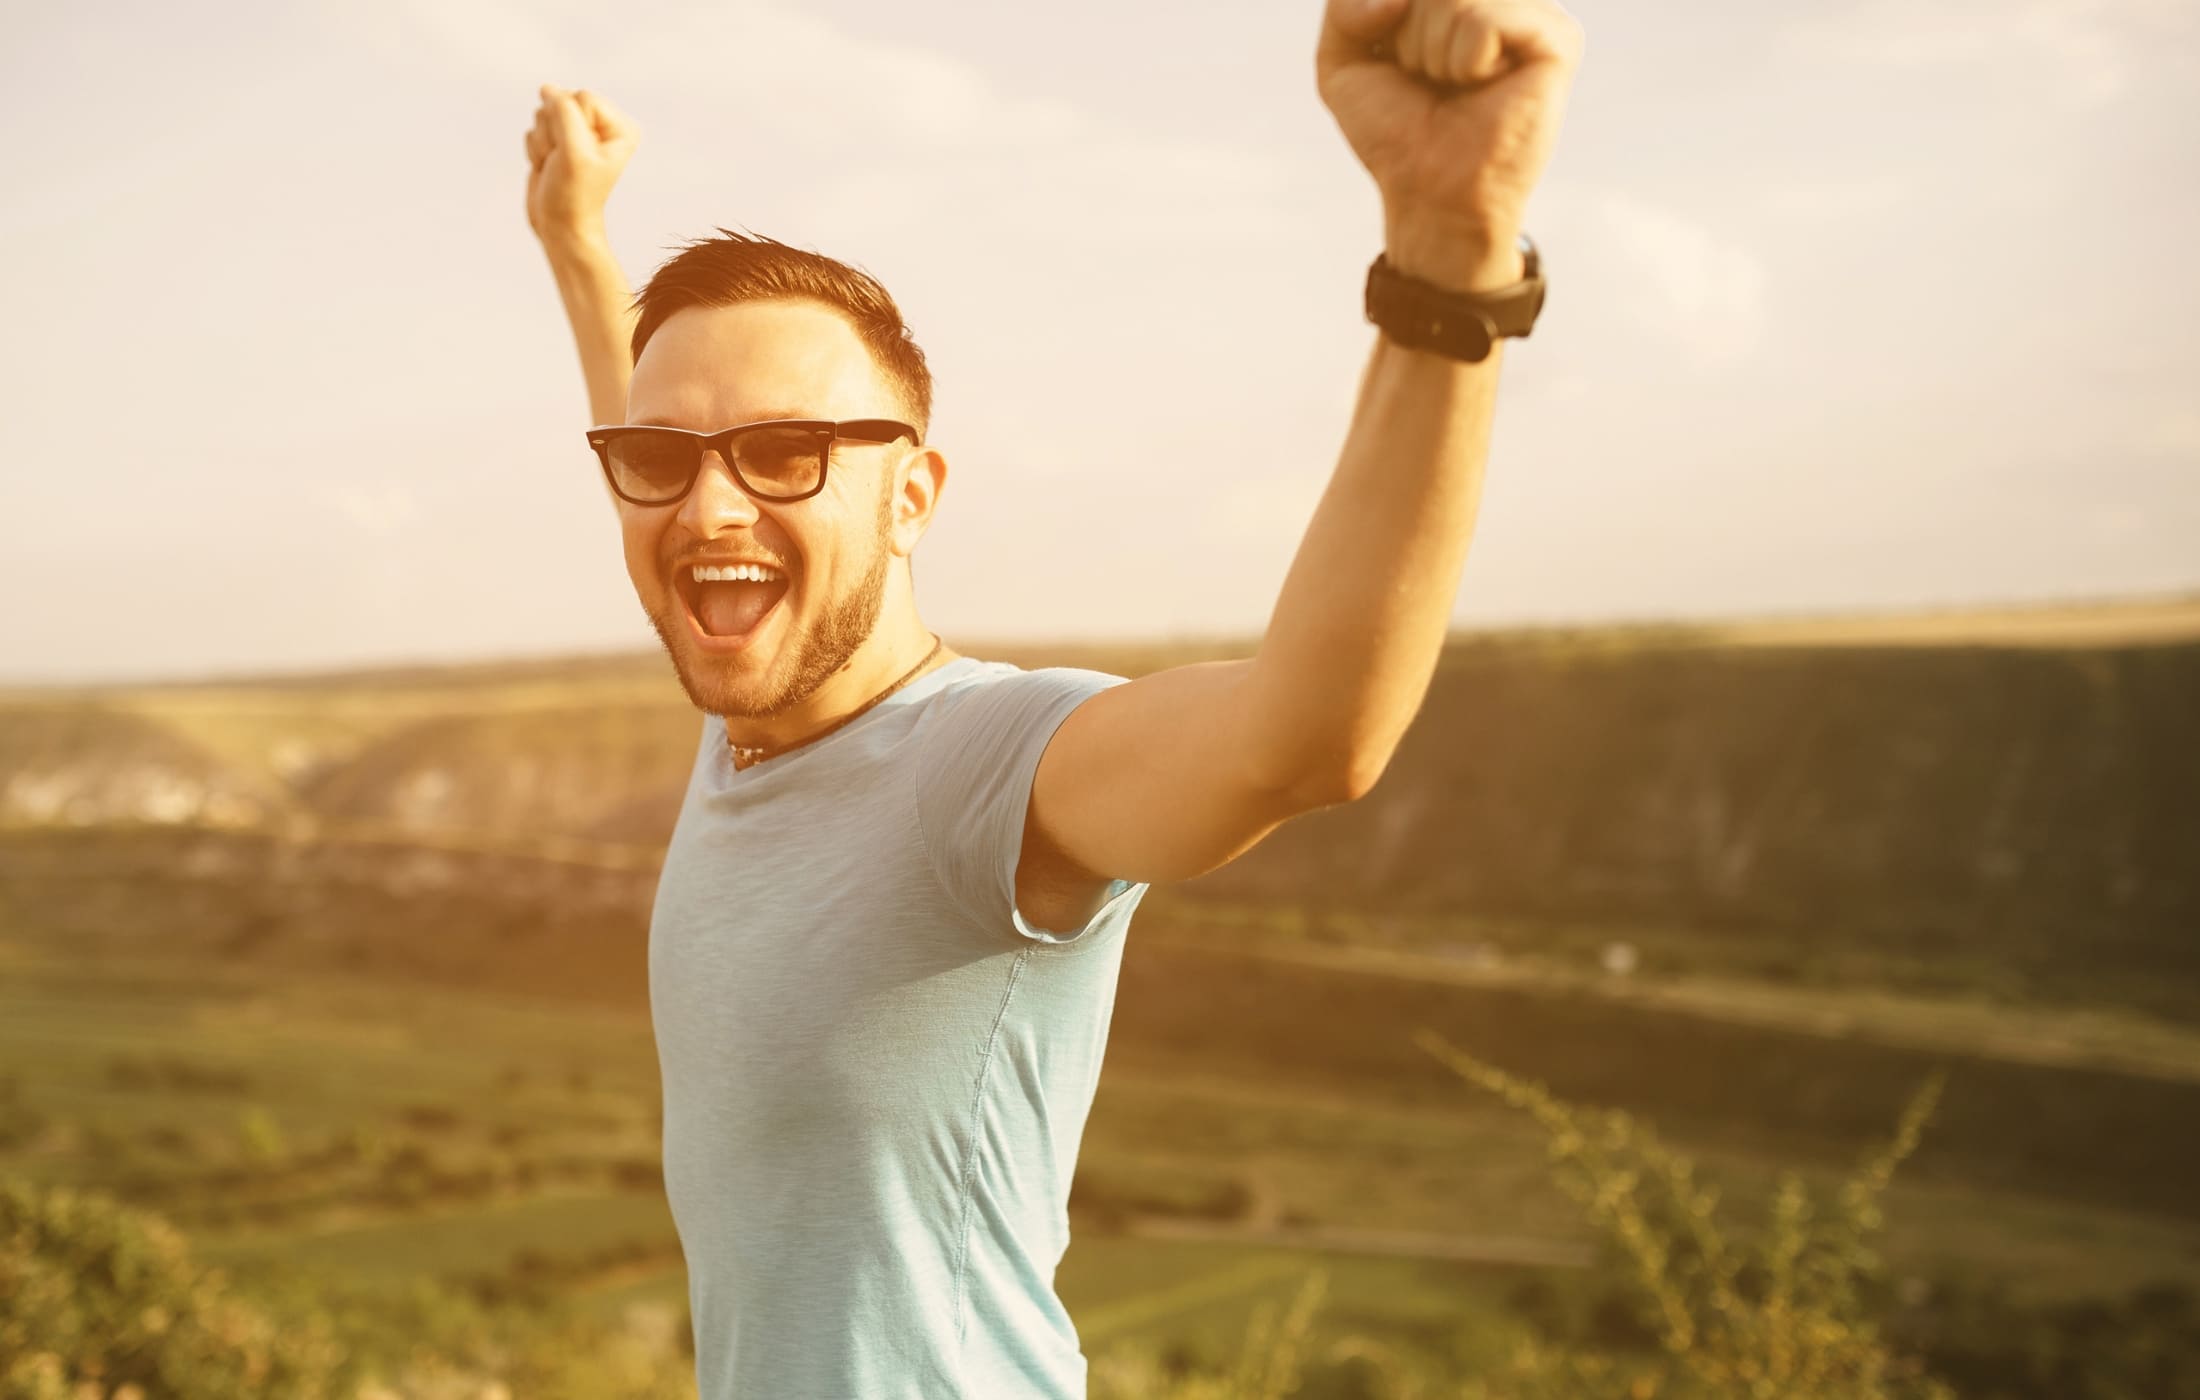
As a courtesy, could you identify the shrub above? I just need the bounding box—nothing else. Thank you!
[1414,1029,1953,1400]
[1092,1269,1333,1400]
[237,1105,287,1164]
[1090,1034,1954,1399]
[397,1104,462,1134]
[0,1175,344,1400]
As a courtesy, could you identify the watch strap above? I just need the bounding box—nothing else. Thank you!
[1364,233,1546,363]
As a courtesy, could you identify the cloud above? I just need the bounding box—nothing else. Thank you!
[597,3,1088,151]
[1210,469,1329,543]
[603,2,1295,251]
[2137,405,2200,458]
[1757,175,1909,222]
[333,0,585,84]
[2086,502,2147,538]
[339,0,1297,254]
[1782,0,2198,110]
[1592,192,1767,366]
[329,482,420,536]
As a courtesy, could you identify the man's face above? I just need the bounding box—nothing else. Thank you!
[618,298,918,719]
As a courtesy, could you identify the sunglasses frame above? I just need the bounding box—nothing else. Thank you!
[584,417,917,506]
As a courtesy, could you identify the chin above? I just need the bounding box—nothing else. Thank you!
[648,604,777,718]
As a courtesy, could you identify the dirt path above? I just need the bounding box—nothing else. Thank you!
[1190,934,2200,1086]
[1122,1214,1594,1268]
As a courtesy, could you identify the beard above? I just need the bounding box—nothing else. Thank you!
[646,484,894,721]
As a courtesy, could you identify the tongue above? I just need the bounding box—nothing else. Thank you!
[697,580,782,637]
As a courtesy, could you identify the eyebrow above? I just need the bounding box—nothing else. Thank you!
[628,409,817,429]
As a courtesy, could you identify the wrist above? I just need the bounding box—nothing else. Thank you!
[537,222,615,266]
[1382,211,1525,293]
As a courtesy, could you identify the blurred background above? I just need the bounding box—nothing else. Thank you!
[3,0,2197,1396]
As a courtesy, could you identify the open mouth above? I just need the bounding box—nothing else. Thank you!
[674,569,792,649]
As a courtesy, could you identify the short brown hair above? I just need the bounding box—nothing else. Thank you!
[628,226,934,440]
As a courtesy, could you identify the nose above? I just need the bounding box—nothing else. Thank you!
[676,447,763,538]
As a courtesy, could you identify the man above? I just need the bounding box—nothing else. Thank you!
[522,0,1580,1393]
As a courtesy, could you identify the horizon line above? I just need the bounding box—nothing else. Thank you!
[6,586,2197,696]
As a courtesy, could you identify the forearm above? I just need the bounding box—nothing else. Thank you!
[541,228,638,427]
[1246,237,1520,801]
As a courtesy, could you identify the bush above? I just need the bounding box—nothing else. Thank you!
[1092,1270,1333,1400]
[0,1175,345,1399]
[396,1104,462,1134]
[0,1104,46,1153]
[1418,1031,1953,1400]
[1092,1034,1955,1400]
[1,1175,696,1399]
[1891,1275,2200,1400]
[237,1105,287,1164]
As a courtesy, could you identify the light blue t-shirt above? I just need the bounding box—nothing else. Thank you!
[649,655,1151,1398]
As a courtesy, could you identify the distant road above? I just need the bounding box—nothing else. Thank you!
[1122,1215,1594,1268]
[1192,934,2200,1089]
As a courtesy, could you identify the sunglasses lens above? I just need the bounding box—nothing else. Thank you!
[599,424,834,502]
[605,431,700,502]
[732,426,828,498]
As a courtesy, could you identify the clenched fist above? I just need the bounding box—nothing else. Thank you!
[525,84,639,246]
[1317,0,1583,289]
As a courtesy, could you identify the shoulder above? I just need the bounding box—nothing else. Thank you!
[905,661,1129,801]
[924,660,1128,715]
[910,662,1126,756]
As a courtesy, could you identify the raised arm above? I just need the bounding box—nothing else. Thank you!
[1015,0,1583,906]
[525,83,641,429]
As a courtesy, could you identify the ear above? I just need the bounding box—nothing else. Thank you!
[890,443,947,559]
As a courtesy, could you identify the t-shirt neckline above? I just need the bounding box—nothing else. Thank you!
[716,653,988,782]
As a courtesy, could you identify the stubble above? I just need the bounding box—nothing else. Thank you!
[646,482,895,721]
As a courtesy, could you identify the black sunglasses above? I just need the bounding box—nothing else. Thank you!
[585,417,916,506]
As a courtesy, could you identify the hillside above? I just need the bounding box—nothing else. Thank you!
[6,595,2193,1009]
[1194,638,2200,1004]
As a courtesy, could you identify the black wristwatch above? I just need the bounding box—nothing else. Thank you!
[1364,232,1545,363]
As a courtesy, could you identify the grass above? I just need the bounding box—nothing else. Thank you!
[203,1189,678,1283]
[8,876,2200,1337]
[1149,901,2200,1085]
[8,925,2200,1391]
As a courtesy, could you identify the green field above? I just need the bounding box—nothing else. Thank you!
[0,932,1552,1382]
[7,608,2200,1394]
[7,857,2200,1392]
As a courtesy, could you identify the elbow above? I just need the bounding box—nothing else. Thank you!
[1286,749,1390,811]
[1237,706,1392,811]
[1337,750,1392,804]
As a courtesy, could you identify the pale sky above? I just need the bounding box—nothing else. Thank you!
[3,0,2195,683]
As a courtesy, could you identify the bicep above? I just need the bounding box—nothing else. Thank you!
[1026,658,1326,888]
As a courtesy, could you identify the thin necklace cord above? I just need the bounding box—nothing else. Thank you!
[727,634,946,770]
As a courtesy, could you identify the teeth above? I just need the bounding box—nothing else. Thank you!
[690,563,784,583]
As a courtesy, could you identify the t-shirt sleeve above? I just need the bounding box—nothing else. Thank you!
[913,665,1148,947]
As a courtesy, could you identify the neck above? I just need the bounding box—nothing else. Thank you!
[724,608,959,758]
